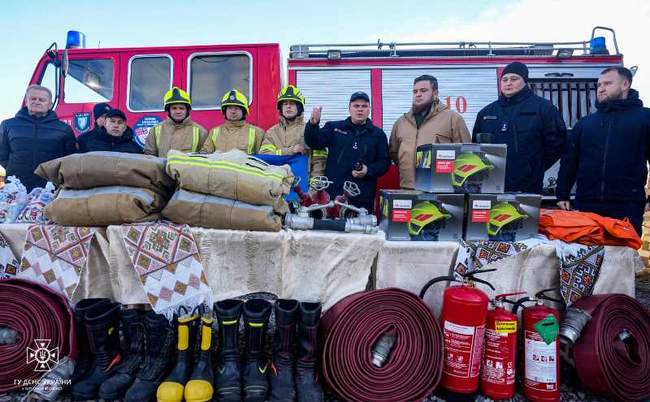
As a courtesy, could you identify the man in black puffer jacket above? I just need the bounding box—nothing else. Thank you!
[78,108,143,154]
[473,62,567,194]
[305,91,390,212]
[0,85,76,190]
[557,67,650,235]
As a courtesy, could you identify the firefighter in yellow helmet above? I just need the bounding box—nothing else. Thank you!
[260,85,327,177]
[144,87,208,157]
[201,89,265,154]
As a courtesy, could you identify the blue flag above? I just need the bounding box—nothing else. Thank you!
[254,154,309,202]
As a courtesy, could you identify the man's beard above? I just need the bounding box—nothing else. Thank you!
[413,99,435,114]
[598,87,626,103]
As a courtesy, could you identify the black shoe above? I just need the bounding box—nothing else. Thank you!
[71,302,121,401]
[99,308,146,400]
[214,299,244,402]
[124,310,175,402]
[269,299,299,402]
[70,298,111,384]
[242,299,272,402]
[295,302,323,402]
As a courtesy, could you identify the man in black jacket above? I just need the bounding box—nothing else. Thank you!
[304,91,390,212]
[557,67,650,234]
[473,62,567,194]
[0,85,76,190]
[78,108,143,154]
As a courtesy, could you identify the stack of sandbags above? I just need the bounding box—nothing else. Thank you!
[163,150,293,231]
[35,152,174,226]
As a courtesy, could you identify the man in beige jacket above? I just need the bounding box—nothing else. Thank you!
[260,85,326,177]
[389,75,471,189]
[201,89,265,154]
[144,87,208,157]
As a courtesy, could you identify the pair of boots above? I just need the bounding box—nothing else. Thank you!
[213,298,323,402]
[71,298,176,401]
[157,309,215,402]
[270,300,323,402]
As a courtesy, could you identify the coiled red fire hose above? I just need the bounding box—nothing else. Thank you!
[320,288,444,402]
[0,278,76,393]
[571,294,650,401]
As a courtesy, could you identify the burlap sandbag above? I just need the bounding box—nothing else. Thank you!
[162,189,282,232]
[166,150,292,213]
[35,152,174,195]
[45,186,163,226]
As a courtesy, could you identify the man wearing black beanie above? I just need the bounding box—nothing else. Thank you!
[472,61,567,194]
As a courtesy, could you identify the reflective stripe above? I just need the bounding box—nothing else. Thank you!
[210,126,256,153]
[247,127,256,154]
[192,126,200,152]
[167,154,285,182]
[154,125,162,149]
[259,144,279,154]
[312,149,328,157]
[211,127,220,143]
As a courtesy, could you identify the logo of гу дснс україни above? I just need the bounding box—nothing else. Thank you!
[26,339,59,372]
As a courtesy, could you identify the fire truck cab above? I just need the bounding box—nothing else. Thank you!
[29,37,281,146]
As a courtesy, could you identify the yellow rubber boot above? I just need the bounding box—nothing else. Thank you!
[184,314,215,402]
[157,312,199,402]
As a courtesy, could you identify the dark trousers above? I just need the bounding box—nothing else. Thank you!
[574,199,645,236]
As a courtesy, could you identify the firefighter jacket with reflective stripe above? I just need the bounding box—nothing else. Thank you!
[201,120,264,155]
[144,117,207,157]
[260,116,327,177]
[389,102,471,189]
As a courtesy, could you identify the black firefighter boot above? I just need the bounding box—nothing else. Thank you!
[214,299,244,402]
[71,301,122,401]
[156,311,200,402]
[269,299,299,402]
[184,312,215,402]
[124,310,176,402]
[242,299,272,402]
[295,302,324,402]
[70,298,111,384]
[98,308,146,400]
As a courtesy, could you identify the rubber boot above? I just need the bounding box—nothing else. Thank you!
[125,311,175,402]
[242,299,272,402]
[99,308,146,400]
[269,299,299,402]
[214,299,244,402]
[184,313,215,402]
[295,302,323,402]
[71,302,122,401]
[156,311,200,402]
[70,298,111,384]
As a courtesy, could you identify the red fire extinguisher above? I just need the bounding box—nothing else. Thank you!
[480,292,526,400]
[512,289,562,402]
[419,270,495,395]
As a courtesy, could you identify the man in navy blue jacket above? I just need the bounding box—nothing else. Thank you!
[473,62,567,194]
[78,108,143,154]
[0,85,76,190]
[304,91,390,212]
[557,67,650,235]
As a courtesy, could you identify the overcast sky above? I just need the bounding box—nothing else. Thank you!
[1,0,648,120]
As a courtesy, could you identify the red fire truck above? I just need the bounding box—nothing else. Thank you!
[28,27,626,196]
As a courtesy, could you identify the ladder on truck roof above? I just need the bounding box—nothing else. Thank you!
[290,26,620,59]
